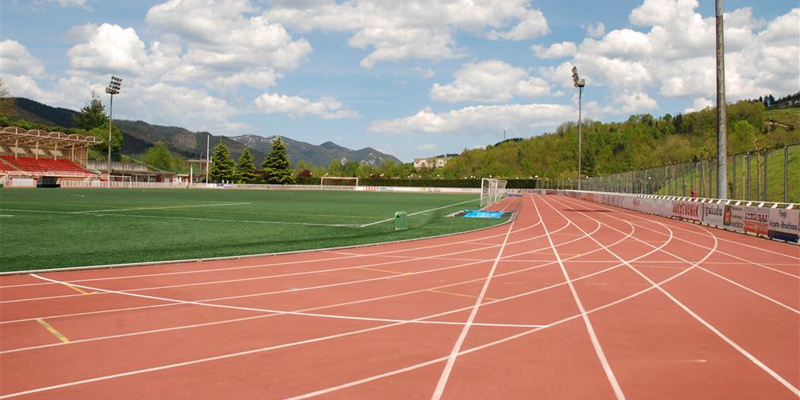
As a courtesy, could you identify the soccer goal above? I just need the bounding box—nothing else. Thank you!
[320,176,359,188]
[109,175,132,188]
[480,178,507,208]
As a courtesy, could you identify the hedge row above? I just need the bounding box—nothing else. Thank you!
[296,177,539,189]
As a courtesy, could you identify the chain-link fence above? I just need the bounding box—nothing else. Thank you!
[566,144,799,203]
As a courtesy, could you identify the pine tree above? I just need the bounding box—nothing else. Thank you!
[145,142,173,171]
[261,137,295,184]
[74,92,109,130]
[235,147,258,184]
[209,142,235,183]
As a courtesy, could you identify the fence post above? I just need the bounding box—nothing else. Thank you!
[785,146,789,203]
[708,158,713,198]
[732,154,737,199]
[763,149,769,201]
[682,163,686,196]
[745,152,750,201]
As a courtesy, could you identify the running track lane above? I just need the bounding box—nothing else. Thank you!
[0,195,797,400]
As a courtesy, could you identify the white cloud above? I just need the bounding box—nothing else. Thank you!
[684,97,714,113]
[43,0,91,8]
[254,93,358,120]
[488,9,549,41]
[531,41,577,59]
[431,60,549,103]
[368,103,574,135]
[416,143,437,151]
[584,22,606,38]
[66,24,150,76]
[0,40,46,76]
[266,0,549,67]
[412,67,435,79]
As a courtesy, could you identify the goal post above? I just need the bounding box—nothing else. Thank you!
[480,178,507,208]
[320,176,359,187]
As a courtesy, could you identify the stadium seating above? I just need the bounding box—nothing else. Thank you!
[0,156,92,176]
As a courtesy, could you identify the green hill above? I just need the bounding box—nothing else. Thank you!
[441,101,799,180]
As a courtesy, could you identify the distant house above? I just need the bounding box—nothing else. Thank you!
[413,154,458,170]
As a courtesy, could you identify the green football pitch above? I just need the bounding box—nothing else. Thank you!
[0,188,508,272]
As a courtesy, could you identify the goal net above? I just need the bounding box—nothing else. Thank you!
[480,178,507,208]
[320,176,359,187]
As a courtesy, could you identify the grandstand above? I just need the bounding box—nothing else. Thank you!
[0,126,101,186]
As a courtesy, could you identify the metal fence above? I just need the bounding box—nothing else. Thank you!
[562,143,799,204]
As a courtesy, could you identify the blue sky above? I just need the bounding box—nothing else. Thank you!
[2,0,798,162]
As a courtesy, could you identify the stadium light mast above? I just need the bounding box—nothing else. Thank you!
[571,66,586,190]
[715,0,728,199]
[105,76,122,182]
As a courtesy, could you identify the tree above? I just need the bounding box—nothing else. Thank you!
[0,78,8,98]
[145,142,173,171]
[74,92,108,130]
[86,122,123,158]
[235,147,258,183]
[209,142,235,183]
[261,137,295,184]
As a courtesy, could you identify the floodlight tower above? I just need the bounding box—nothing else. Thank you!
[105,76,122,181]
[715,0,727,199]
[571,66,586,190]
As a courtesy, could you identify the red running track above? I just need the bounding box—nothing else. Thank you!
[0,194,798,400]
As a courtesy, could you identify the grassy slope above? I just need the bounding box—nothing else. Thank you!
[0,189,506,272]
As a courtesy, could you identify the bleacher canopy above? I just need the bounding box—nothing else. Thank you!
[0,127,103,148]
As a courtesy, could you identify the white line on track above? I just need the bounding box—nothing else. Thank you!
[550,195,800,396]
[430,219,515,400]
[0,196,687,399]
[69,202,252,214]
[0,204,533,290]
[278,197,727,400]
[532,196,627,400]
[29,273,546,330]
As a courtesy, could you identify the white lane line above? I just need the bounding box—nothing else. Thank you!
[430,220,516,400]
[1,201,677,399]
[553,195,800,396]
[29,273,545,330]
[70,202,252,214]
[532,196,626,400]
[359,199,481,228]
[0,206,537,290]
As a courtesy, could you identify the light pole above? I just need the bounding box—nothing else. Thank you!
[571,66,586,190]
[105,76,122,182]
[715,0,727,199]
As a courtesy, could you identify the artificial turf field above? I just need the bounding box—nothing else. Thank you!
[0,188,508,272]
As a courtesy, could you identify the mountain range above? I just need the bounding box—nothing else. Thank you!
[0,97,401,167]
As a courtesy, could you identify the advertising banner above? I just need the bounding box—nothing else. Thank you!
[743,206,770,236]
[768,208,800,243]
[672,201,704,222]
[722,205,745,233]
[703,202,725,228]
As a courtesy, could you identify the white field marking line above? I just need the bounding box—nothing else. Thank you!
[358,198,481,228]
[564,197,800,289]
[533,196,627,400]
[555,198,800,315]
[594,202,800,269]
[1,207,550,302]
[69,202,252,214]
[0,208,361,227]
[4,253,585,355]
[0,205,538,290]
[430,219,516,400]
[554,196,800,396]
[2,240,511,304]
[6,236,615,355]
[279,231,709,400]
[0,203,646,400]
[1,215,592,327]
[29,273,546,330]
[0,215,14,217]
[11,216,570,315]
